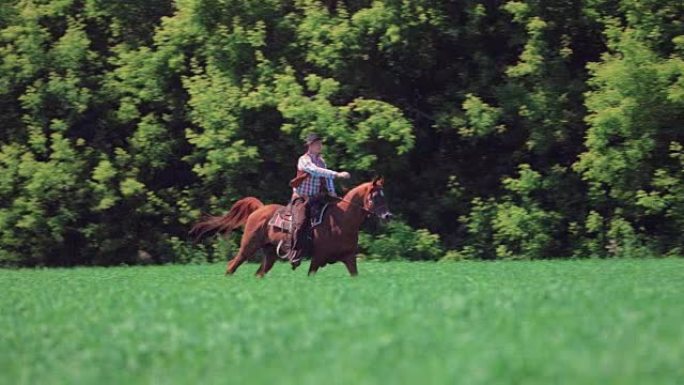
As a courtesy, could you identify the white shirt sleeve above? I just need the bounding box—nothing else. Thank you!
[298,154,338,179]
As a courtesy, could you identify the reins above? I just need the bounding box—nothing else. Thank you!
[330,195,376,217]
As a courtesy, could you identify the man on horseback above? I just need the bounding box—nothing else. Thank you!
[286,133,350,265]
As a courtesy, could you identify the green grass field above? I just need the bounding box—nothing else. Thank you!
[1,259,683,385]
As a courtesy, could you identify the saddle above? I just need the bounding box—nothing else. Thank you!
[269,200,329,260]
[268,209,294,233]
[267,202,329,233]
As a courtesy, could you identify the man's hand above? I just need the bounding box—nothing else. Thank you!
[336,171,351,179]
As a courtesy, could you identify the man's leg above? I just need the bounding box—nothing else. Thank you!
[299,194,324,258]
[309,193,325,223]
[289,197,308,264]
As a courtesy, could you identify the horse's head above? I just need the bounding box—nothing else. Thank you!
[364,176,393,221]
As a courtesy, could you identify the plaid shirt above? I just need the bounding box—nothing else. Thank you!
[292,153,337,198]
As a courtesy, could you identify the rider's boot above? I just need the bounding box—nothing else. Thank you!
[288,225,306,266]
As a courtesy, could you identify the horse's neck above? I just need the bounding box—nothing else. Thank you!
[332,187,368,233]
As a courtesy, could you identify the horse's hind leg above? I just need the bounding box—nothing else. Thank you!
[226,223,265,275]
[226,251,246,275]
[255,246,277,278]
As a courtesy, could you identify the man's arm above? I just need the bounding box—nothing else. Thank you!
[325,176,337,197]
[321,158,339,196]
[299,155,339,178]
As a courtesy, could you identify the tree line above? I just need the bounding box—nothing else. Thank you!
[1,0,682,265]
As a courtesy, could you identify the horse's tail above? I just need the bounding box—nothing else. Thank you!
[189,197,264,241]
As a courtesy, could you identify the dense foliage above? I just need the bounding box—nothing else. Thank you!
[1,0,682,265]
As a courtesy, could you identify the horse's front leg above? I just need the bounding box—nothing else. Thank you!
[341,254,358,277]
[308,257,321,276]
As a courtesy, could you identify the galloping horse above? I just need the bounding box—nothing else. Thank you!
[189,177,392,277]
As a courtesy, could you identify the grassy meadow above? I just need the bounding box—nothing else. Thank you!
[1,259,683,385]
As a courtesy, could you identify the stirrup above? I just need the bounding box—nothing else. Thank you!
[276,239,290,259]
[289,250,303,264]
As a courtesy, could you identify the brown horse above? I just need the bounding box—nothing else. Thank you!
[189,178,392,277]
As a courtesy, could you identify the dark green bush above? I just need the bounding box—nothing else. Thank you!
[359,221,443,261]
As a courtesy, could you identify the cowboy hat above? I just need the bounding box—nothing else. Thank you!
[304,133,323,145]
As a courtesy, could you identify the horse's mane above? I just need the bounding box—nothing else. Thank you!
[340,182,372,204]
